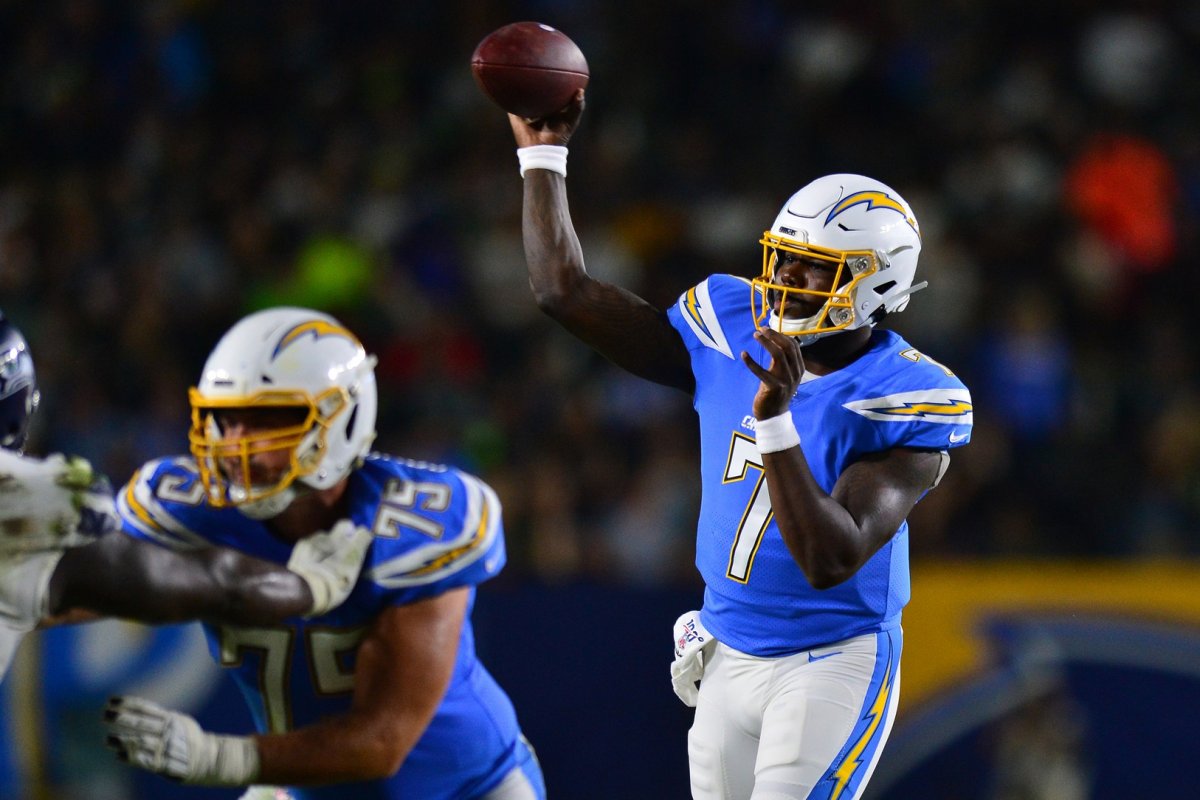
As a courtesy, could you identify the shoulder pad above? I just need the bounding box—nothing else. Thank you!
[117,457,211,550]
[365,470,504,588]
[673,275,750,359]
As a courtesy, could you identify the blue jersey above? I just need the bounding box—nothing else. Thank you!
[117,454,524,800]
[667,274,973,657]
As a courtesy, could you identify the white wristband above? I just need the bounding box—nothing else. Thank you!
[517,145,568,177]
[196,734,260,786]
[755,411,800,454]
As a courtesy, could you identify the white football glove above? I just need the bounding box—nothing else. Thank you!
[286,519,373,617]
[671,609,716,707]
[104,695,260,786]
[0,450,118,555]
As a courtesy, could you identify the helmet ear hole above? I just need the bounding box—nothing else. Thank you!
[344,404,359,442]
[874,281,896,296]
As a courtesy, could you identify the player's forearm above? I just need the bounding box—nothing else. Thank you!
[523,172,695,388]
[253,592,466,785]
[523,170,589,310]
[102,677,434,790]
[253,712,421,785]
[200,548,314,624]
[763,454,875,589]
[50,538,190,619]
[52,537,312,623]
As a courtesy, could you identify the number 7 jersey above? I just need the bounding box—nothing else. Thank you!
[116,453,526,800]
[667,274,973,657]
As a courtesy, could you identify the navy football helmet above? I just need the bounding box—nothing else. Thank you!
[0,313,40,451]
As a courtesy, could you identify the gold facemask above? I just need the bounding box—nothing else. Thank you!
[751,232,879,336]
[187,387,349,508]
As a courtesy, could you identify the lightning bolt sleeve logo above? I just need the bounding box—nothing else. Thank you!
[843,389,973,424]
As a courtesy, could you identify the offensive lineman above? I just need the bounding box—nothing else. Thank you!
[506,92,972,799]
[0,313,373,683]
[103,307,544,799]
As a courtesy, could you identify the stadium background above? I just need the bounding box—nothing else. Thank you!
[2,1,1199,797]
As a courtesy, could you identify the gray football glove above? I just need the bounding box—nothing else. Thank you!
[104,695,260,786]
[287,519,374,616]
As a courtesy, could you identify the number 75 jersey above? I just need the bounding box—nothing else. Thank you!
[667,274,973,658]
[116,453,523,800]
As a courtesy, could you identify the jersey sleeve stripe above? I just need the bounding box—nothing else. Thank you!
[366,473,501,588]
[406,495,490,578]
[119,468,159,532]
[117,462,209,550]
[677,278,734,358]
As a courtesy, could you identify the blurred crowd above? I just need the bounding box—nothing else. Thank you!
[2,0,1199,587]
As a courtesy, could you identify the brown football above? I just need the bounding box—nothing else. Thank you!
[471,22,589,119]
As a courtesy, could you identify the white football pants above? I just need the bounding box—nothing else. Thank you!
[0,549,63,682]
[688,628,901,800]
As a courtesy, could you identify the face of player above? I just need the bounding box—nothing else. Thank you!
[772,250,847,319]
[213,406,309,488]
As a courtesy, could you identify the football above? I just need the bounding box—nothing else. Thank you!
[470,22,589,119]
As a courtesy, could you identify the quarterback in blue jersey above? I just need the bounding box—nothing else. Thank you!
[102,308,544,800]
[507,92,971,800]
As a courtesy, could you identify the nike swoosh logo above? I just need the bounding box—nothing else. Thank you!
[949,431,969,443]
[808,650,842,663]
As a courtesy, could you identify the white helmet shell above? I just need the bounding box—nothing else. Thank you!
[754,174,924,342]
[189,307,377,513]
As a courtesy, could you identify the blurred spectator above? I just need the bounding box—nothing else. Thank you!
[1064,134,1179,276]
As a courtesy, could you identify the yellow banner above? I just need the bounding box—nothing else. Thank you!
[901,560,1200,713]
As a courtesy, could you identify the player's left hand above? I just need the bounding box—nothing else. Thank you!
[0,450,118,555]
[104,695,260,786]
[741,327,805,420]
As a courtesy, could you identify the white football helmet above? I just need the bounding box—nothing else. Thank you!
[752,173,925,343]
[188,308,378,519]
